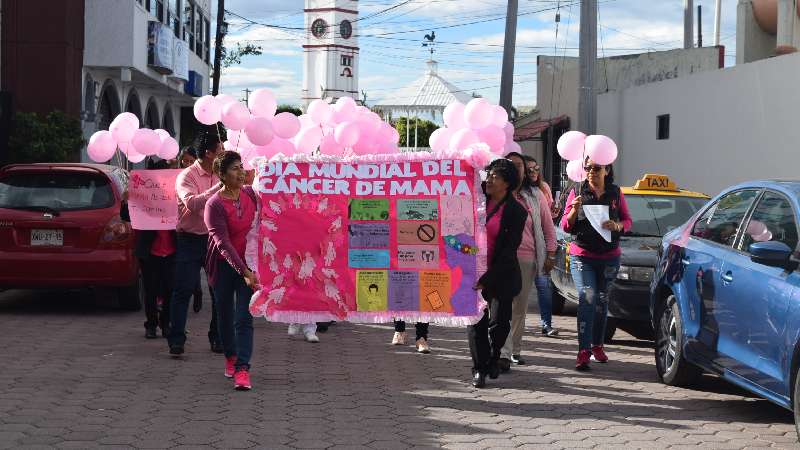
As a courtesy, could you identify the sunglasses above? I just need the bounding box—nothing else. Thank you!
[527,167,540,174]
[584,165,604,173]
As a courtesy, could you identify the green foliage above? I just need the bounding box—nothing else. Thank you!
[6,111,85,164]
[221,43,263,68]
[393,117,438,148]
[276,104,302,116]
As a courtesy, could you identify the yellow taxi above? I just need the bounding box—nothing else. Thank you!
[551,174,711,341]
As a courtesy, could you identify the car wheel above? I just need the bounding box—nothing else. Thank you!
[117,270,144,311]
[604,317,617,343]
[794,366,800,439]
[655,295,701,386]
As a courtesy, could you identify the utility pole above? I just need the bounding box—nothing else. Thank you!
[242,88,252,103]
[697,5,703,47]
[498,0,518,113]
[684,0,694,49]
[211,0,226,95]
[578,0,597,134]
[713,0,722,46]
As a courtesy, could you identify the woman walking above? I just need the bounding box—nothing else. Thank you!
[525,156,560,337]
[560,158,631,371]
[498,153,557,371]
[467,158,527,388]
[205,151,260,390]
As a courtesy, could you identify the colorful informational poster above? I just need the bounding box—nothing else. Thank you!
[248,154,485,326]
[128,169,181,230]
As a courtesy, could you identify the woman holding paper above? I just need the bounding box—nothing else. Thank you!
[204,150,260,390]
[560,158,631,371]
[468,158,527,388]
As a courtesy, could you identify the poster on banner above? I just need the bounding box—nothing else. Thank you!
[128,169,180,230]
[248,153,487,326]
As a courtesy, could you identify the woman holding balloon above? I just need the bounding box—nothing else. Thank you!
[559,132,631,371]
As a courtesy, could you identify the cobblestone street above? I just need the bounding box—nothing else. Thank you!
[0,289,797,449]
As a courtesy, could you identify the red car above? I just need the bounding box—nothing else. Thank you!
[0,163,142,310]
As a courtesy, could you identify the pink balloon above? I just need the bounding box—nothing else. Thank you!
[271,112,301,139]
[215,94,238,107]
[221,101,251,131]
[503,121,515,140]
[464,98,494,130]
[110,117,137,144]
[307,99,333,125]
[193,95,221,125]
[131,128,162,156]
[295,126,323,153]
[449,128,480,152]
[557,130,587,161]
[753,230,773,242]
[429,128,453,152]
[245,116,275,146]
[443,102,466,129]
[389,126,400,145]
[153,129,170,141]
[223,140,236,151]
[89,130,117,156]
[585,134,618,165]
[126,146,147,164]
[747,220,768,237]
[298,114,314,130]
[253,144,278,160]
[248,89,277,118]
[320,134,345,155]
[477,126,507,153]
[231,131,254,150]
[334,121,360,147]
[238,147,256,170]
[158,136,179,159]
[268,137,297,157]
[566,159,587,182]
[492,105,509,127]
[114,112,139,128]
[333,97,357,123]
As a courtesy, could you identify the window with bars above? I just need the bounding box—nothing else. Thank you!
[167,0,181,37]
[204,18,211,63]
[183,1,194,49]
[195,7,203,57]
[341,55,353,66]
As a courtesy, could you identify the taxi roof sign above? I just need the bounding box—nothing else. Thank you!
[633,174,678,192]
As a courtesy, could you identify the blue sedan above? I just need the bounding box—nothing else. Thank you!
[651,180,800,432]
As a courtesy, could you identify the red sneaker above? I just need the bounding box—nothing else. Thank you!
[575,349,591,371]
[234,369,252,390]
[224,356,236,378]
[591,345,609,363]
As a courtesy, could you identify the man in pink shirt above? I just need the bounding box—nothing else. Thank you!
[167,132,223,356]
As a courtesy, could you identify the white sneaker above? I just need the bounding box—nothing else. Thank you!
[304,331,320,343]
[287,324,301,336]
[416,338,431,354]
[391,331,407,345]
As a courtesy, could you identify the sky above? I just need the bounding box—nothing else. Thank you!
[216,0,739,109]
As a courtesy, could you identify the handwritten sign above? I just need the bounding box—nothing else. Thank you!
[128,169,180,230]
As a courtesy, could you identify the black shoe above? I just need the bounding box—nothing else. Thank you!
[169,345,184,356]
[210,341,224,354]
[316,322,330,333]
[161,327,169,338]
[472,371,486,388]
[488,360,500,379]
[498,357,512,374]
[145,327,158,339]
[511,354,526,365]
[542,325,559,337]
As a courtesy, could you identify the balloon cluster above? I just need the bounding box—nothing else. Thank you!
[428,98,517,156]
[192,89,402,169]
[556,131,618,182]
[88,113,180,164]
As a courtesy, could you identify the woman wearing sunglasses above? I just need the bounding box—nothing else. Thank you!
[560,158,631,371]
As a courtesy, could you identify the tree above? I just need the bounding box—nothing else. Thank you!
[221,43,263,68]
[276,105,302,116]
[5,111,84,164]
[393,117,438,148]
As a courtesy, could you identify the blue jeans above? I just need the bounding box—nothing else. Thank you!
[213,260,254,371]
[535,275,553,328]
[168,233,210,347]
[570,256,620,350]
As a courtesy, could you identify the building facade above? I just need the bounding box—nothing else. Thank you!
[302,0,359,108]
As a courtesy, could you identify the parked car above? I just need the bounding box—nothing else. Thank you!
[551,174,710,341]
[0,163,142,310]
[651,180,800,433]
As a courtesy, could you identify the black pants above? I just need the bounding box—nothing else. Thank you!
[141,254,175,331]
[208,285,220,345]
[467,296,513,372]
[394,321,429,340]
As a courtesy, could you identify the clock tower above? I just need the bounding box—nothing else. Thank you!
[303,0,359,107]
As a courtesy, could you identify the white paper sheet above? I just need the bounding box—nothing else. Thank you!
[583,204,612,242]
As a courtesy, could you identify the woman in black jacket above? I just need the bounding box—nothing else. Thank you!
[467,158,528,388]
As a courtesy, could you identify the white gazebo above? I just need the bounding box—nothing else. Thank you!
[374,60,473,150]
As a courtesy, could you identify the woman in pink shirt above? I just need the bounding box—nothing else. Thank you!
[560,158,632,371]
[204,151,259,391]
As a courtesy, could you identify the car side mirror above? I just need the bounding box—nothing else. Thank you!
[749,241,793,268]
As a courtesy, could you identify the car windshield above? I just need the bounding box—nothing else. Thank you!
[0,171,115,212]
[626,195,709,237]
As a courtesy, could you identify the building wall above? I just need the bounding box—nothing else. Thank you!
[1,0,84,117]
[598,52,800,196]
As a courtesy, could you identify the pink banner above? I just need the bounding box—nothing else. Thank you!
[248,152,488,326]
[128,169,180,230]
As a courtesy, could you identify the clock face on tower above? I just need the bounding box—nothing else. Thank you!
[311,18,328,38]
[339,20,353,40]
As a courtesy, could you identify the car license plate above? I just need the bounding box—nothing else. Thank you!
[31,229,63,246]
